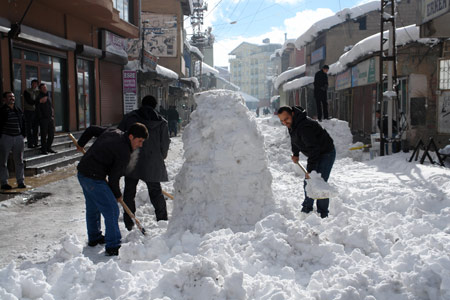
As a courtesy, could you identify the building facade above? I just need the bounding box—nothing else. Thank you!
[229,41,281,103]
[0,0,140,130]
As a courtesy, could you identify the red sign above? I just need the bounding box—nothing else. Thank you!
[143,50,158,70]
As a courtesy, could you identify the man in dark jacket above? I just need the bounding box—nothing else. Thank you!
[278,106,336,218]
[314,65,329,121]
[76,123,148,256]
[36,83,55,154]
[0,92,26,190]
[118,95,170,230]
[23,79,39,148]
[167,106,179,137]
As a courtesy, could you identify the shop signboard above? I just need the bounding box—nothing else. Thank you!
[335,69,352,91]
[141,12,177,57]
[123,70,137,114]
[103,30,127,57]
[420,0,449,24]
[143,50,158,70]
[351,57,378,87]
[311,46,325,65]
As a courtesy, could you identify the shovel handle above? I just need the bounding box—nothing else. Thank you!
[117,197,146,235]
[295,161,310,179]
[68,133,86,154]
[162,190,174,200]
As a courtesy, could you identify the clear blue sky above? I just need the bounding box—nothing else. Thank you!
[186,0,372,66]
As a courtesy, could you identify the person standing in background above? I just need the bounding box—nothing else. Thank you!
[23,79,39,149]
[36,83,56,154]
[314,65,329,122]
[167,106,179,137]
[0,92,26,190]
[118,95,170,230]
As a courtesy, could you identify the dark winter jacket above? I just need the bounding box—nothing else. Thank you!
[23,88,38,111]
[377,115,398,137]
[167,108,179,122]
[314,70,328,95]
[77,126,133,198]
[118,106,170,182]
[289,106,334,172]
[0,104,26,138]
[36,92,53,119]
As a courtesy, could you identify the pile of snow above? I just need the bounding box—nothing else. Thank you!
[283,76,314,92]
[329,25,440,75]
[1,102,450,299]
[295,1,380,50]
[439,145,450,155]
[168,90,275,235]
[274,64,306,90]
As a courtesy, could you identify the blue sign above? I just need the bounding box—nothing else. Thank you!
[311,46,325,65]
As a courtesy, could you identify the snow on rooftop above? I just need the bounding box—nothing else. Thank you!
[270,48,282,60]
[238,91,260,103]
[181,77,200,89]
[295,1,380,50]
[125,60,178,80]
[329,25,440,75]
[217,76,240,91]
[283,76,314,92]
[274,64,306,90]
[185,40,204,59]
[199,62,220,76]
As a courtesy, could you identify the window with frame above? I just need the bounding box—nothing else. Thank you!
[439,59,450,90]
[112,0,130,23]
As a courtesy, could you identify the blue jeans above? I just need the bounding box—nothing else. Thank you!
[77,173,121,249]
[303,148,336,217]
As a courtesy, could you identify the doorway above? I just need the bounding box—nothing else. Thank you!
[76,58,95,129]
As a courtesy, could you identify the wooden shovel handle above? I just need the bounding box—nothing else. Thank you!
[117,197,146,235]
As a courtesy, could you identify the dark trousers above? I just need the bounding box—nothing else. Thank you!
[24,110,39,147]
[315,91,328,121]
[39,118,54,151]
[123,177,168,227]
[168,120,178,137]
[303,148,336,218]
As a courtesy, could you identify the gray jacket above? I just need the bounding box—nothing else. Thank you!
[118,106,170,182]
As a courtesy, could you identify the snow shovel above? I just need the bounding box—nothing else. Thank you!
[295,161,337,200]
[68,133,147,235]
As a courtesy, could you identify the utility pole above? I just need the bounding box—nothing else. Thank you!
[378,0,398,156]
[141,20,149,69]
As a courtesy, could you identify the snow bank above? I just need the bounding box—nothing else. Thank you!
[1,105,450,299]
[168,90,275,235]
[295,1,380,50]
[274,64,306,90]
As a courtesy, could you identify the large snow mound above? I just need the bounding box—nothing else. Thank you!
[168,90,275,235]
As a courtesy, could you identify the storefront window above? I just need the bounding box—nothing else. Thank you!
[23,50,38,62]
[439,59,450,90]
[13,63,22,109]
[12,47,67,131]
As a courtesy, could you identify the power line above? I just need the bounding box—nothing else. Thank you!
[244,0,265,32]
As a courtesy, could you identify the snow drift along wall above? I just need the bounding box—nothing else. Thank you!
[168,90,275,235]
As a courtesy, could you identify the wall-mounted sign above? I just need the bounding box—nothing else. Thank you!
[420,0,449,24]
[123,70,137,114]
[143,50,158,70]
[310,46,325,65]
[141,12,177,57]
[351,57,379,87]
[103,30,127,57]
[335,69,351,91]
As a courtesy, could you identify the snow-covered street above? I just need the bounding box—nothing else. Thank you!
[1,90,449,299]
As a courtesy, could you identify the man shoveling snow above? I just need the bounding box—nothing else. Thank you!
[277,106,336,218]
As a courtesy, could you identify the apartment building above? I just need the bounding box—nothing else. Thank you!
[229,41,281,102]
